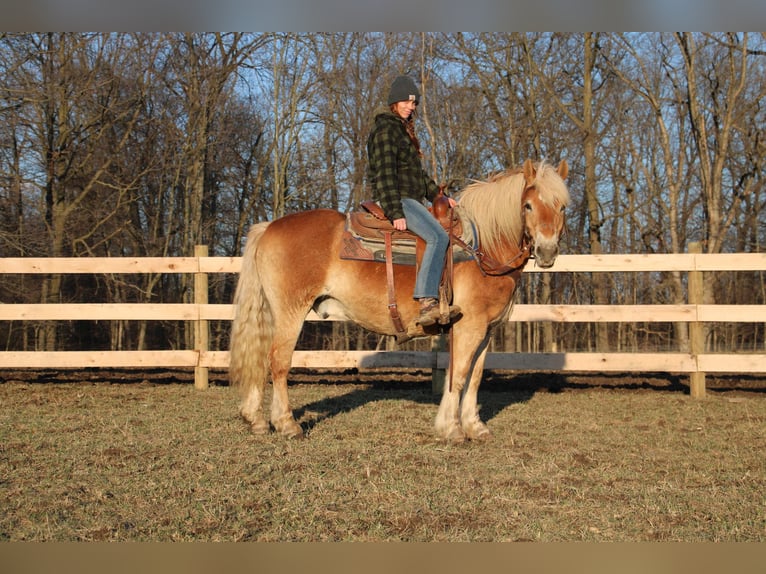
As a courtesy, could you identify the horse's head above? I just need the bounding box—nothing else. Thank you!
[521,159,569,268]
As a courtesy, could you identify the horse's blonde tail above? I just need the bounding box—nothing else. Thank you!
[229,222,273,397]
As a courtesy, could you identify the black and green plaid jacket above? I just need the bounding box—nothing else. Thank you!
[366,108,439,221]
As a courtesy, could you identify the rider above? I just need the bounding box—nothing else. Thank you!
[366,74,457,327]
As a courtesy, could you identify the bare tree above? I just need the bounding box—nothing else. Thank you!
[675,33,757,255]
[3,34,153,350]
[1,32,764,357]
[158,32,265,349]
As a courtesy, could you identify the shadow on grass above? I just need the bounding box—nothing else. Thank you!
[6,368,764,397]
[3,368,762,437]
[289,375,536,434]
[284,374,605,434]
[289,370,766,433]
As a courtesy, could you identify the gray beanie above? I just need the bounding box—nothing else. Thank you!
[387,75,420,105]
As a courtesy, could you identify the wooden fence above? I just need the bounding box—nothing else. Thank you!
[1,244,765,398]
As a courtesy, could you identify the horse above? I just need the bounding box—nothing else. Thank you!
[229,159,570,442]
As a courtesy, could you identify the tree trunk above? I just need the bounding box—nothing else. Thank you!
[582,33,611,351]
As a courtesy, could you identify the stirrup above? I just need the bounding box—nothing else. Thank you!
[416,299,461,327]
[440,304,461,325]
[415,299,440,327]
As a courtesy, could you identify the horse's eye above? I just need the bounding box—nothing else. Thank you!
[560,205,566,213]
[524,202,533,212]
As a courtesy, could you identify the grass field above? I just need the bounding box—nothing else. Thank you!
[1,369,764,541]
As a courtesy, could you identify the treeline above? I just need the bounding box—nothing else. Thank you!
[0,32,764,355]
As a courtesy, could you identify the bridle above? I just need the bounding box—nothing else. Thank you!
[449,233,531,277]
[449,183,544,276]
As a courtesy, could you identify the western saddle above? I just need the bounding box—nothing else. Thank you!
[341,192,463,342]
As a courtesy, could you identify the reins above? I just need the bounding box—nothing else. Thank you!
[449,232,532,276]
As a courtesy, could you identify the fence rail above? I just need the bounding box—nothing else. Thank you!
[2,247,765,398]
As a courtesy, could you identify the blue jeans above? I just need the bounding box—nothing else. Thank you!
[401,197,449,299]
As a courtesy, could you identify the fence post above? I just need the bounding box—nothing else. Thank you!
[688,242,705,398]
[194,245,209,390]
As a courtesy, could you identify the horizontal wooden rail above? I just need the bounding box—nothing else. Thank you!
[0,256,240,274]
[2,253,765,274]
[1,251,765,398]
[2,303,766,323]
[209,350,766,374]
[3,349,765,376]
[1,350,200,368]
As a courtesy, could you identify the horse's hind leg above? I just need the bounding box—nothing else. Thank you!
[267,314,305,439]
[240,384,270,435]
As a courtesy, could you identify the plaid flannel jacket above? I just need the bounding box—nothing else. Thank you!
[366,109,439,221]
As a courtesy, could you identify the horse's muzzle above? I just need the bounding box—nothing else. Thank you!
[533,243,559,268]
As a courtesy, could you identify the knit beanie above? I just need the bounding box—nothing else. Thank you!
[387,75,420,105]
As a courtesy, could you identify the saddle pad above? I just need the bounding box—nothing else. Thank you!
[346,211,418,243]
[340,212,478,266]
[340,229,418,265]
[340,214,473,266]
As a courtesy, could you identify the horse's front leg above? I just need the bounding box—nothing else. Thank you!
[459,336,492,440]
[434,329,488,443]
[434,376,464,442]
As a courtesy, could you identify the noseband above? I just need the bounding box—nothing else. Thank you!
[450,212,533,278]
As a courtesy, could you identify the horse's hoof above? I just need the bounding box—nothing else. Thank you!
[277,421,304,440]
[241,413,270,435]
[470,429,492,441]
[249,419,270,435]
[283,428,305,440]
[444,426,466,444]
[465,423,492,441]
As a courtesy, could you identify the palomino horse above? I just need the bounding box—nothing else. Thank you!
[229,159,570,442]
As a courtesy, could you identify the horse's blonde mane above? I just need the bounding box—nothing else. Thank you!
[457,161,570,257]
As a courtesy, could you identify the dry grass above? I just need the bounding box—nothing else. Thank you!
[1,370,764,541]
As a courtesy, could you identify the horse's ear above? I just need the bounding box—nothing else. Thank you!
[523,158,536,181]
[557,159,569,180]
